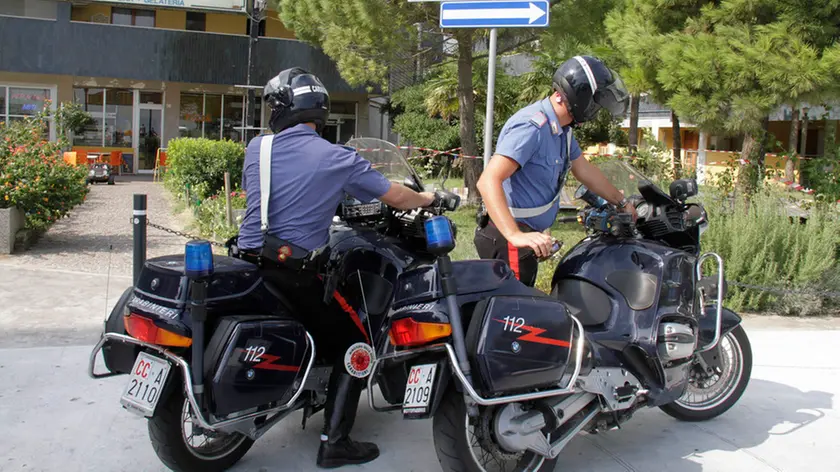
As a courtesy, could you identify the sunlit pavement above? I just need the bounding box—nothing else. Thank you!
[1,264,838,472]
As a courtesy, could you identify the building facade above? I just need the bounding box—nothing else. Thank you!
[0,0,378,174]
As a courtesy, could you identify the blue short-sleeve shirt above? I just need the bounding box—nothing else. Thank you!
[494,98,582,231]
[237,124,392,251]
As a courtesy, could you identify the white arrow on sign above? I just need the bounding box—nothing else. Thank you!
[441,2,546,24]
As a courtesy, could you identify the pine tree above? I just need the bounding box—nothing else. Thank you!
[606,0,712,175]
[657,1,840,189]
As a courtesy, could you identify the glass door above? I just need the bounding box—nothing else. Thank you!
[133,91,164,174]
[136,107,162,172]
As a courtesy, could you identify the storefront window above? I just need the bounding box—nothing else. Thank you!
[205,95,222,140]
[223,94,243,142]
[178,92,263,142]
[73,88,105,147]
[179,93,204,138]
[9,87,49,116]
[104,89,133,148]
[0,87,5,126]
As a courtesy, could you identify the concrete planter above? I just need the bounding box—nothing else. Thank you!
[0,207,25,254]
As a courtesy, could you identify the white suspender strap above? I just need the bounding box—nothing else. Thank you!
[259,134,274,232]
[508,128,573,220]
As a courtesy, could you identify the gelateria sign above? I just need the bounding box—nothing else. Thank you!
[96,0,246,11]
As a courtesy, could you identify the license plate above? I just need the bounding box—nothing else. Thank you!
[120,352,171,417]
[402,363,437,415]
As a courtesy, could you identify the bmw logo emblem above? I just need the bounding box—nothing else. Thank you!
[511,341,521,353]
[246,369,255,380]
[150,278,160,291]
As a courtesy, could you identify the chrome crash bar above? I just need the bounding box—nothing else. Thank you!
[696,252,724,352]
[88,331,316,431]
[368,315,586,409]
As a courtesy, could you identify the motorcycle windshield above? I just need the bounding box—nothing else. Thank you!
[346,137,424,187]
[586,159,656,197]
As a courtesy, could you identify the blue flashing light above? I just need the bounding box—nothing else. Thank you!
[424,216,455,255]
[185,240,214,278]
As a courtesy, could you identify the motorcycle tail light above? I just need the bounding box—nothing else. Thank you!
[125,314,192,347]
[389,317,452,347]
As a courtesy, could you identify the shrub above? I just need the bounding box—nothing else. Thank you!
[0,108,89,231]
[195,188,247,241]
[164,137,245,201]
[701,190,840,314]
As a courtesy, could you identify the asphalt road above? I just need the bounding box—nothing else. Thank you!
[0,265,838,472]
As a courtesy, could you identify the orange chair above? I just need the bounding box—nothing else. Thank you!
[108,151,123,175]
[154,149,168,182]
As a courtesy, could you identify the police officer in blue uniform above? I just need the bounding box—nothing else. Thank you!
[236,68,435,468]
[476,56,636,287]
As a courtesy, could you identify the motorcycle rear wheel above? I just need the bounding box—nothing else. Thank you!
[432,388,559,472]
[148,389,254,472]
[660,325,752,422]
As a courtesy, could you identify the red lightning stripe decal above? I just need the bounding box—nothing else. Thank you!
[332,291,371,344]
[252,353,301,372]
[494,319,571,347]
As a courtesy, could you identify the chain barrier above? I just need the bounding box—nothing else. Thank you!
[145,219,227,248]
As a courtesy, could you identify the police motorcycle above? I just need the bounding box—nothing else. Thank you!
[368,159,753,472]
[87,137,460,471]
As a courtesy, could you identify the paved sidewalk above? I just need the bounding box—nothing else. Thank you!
[0,327,837,472]
[0,177,191,277]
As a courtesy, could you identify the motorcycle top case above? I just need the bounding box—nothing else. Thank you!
[133,255,263,313]
[466,295,576,395]
[204,315,312,417]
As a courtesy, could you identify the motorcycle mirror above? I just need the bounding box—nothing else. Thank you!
[403,176,421,192]
[669,179,698,201]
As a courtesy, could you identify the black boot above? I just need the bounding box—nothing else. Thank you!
[316,369,379,469]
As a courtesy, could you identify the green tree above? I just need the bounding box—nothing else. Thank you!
[606,0,712,176]
[278,1,536,202]
[657,1,840,190]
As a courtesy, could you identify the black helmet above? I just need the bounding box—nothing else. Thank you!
[552,56,629,125]
[264,67,330,134]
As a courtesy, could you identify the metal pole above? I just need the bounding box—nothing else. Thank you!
[482,28,498,169]
[224,172,233,226]
[132,194,147,286]
[246,0,260,143]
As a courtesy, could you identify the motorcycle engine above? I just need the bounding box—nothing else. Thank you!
[656,322,696,363]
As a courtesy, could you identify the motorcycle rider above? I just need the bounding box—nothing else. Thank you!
[235,68,435,468]
[475,55,637,287]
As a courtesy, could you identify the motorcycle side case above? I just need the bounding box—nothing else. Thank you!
[102,286,141,375]
[466,295,576,395]
[204,315,312,417]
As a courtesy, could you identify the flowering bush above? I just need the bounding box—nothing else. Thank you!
[0,107,89,230]
[195,189,247,241]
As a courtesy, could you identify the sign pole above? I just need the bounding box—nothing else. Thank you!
[482,27,498,169]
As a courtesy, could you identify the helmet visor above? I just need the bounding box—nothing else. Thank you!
[594,72,630,117]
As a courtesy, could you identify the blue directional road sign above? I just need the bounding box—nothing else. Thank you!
[440,1,549,28]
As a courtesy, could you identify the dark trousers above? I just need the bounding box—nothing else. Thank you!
[258,264,369,362]
[257,262,371,445]
[474,221,540,287]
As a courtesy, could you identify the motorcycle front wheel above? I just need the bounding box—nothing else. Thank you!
[148,389,254,472]
[432,388,559,472]
[660,324,753,422]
